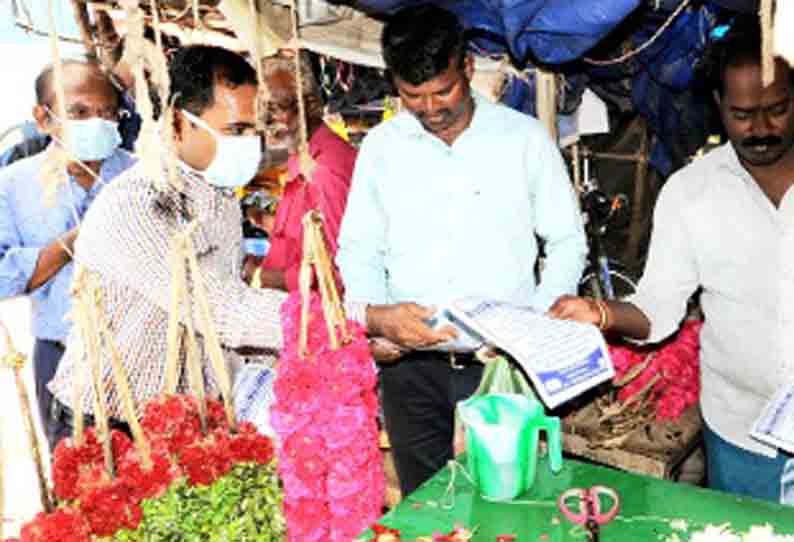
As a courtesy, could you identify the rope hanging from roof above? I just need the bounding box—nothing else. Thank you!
[289,0,317,180]
[583,0,692,66]
[760,0,775,87]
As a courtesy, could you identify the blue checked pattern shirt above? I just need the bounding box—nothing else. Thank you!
[0,146,135,342]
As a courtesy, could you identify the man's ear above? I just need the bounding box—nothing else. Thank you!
[172,108,185,142]
[32,105,51,133]
[463,53,474,81]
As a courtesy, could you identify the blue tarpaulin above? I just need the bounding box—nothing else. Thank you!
[355,0,738,176]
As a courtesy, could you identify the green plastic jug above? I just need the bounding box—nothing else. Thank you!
[458,393,563,501]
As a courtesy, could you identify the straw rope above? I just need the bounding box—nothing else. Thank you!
[69,267,97,447]
[535,68,558,141]
[249,0,269,132]
[82,277,115,478]
[165,225,209,433]
[182,234,236,430]
[583,0,692,66]
[42,0,72,206]
[192,0,203,31]
[71,268,155,470]
[289,0,318,180]
[297,211,350,358]
[69,0,96,60]
[87,273,152,469]
[761,0,775,87]
[0,320,53,513]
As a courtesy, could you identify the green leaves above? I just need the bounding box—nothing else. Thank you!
[113,463,285,542]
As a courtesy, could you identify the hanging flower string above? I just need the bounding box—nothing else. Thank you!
[272,211,385,542]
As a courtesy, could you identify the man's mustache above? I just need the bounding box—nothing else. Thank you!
[417,109,452,122]
[743,135,782,148]
[267,123,291,137]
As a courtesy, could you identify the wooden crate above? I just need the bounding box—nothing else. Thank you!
[561,404,702,479]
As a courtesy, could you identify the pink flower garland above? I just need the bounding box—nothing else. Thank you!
[272,291,385,542]
[608,320,702,421]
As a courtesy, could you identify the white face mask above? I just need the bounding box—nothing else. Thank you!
[181,109,263,189]
[67,117,121,162]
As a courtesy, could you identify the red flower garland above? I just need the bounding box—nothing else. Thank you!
[366,524,477,542]
[19,508,91,542]
[272,291,385,542]
[24,394,277,541]
[52,429,133,502]
[608,320,702,421]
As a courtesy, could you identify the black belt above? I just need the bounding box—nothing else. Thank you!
[52,400,130,435]
[39,338,66,349]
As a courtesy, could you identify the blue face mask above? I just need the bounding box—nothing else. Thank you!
[66,117,122,162]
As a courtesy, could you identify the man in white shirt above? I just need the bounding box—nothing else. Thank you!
[550,21,794,502]
[337,5,586,495]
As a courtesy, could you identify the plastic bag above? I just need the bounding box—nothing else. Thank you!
[453,355,536,455]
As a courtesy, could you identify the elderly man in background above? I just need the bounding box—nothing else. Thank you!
[250,52,356,292]
[0,60,135,449]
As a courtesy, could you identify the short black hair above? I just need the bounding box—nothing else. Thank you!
[168,45,257,116]
[382,4,466,86]
[701,16,794,95]
[35,59,115,106]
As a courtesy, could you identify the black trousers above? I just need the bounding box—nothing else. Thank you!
[379,351,483,496]
[49,400,132,451]
[33,338,65,451]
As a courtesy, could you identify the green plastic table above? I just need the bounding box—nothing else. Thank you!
[364,455,794,541]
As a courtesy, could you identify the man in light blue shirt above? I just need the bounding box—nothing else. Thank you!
[0,60,135,449]
[336,5,586,495]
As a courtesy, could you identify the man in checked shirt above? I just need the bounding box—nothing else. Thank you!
[47,46,369,445]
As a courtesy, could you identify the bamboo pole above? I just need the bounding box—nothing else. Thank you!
[89,274,153,470]
[164,236,188,395]
[13,20,83,44]
[167,229,208,433]
[760,0,775,87]
[535,68,558,142]
[93,9,118,73]
[69,0,97,60]
[248,0,268,132]
[289,0,317,180]
[183,236,236,430]
[297,211,350,358]
[0,321,53,513]
[298,214,314,359]
[69,269,94,447]
[625,123,650,266]
[85,287,114,479]
[45,0,72,199]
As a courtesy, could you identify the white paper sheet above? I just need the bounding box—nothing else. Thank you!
[448,297,614,408]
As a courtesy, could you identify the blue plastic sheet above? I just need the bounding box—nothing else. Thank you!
[357,0,641,64]
[356,0,736,175]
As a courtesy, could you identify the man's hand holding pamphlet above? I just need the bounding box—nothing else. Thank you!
[422,297,614,409]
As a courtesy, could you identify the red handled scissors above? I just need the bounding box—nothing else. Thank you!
[557,485,620,542]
